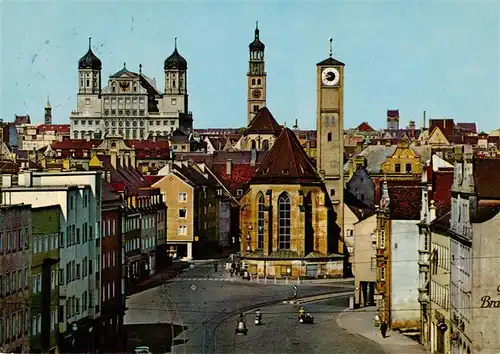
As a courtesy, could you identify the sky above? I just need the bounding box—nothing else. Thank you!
[1,1,499,132]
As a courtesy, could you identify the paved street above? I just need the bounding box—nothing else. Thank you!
[336,307,428,354]
[124,260,357,353]
[214,295,387,354]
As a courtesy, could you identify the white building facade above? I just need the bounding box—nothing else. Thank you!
[1,171,102,352]
[70,38,193,140]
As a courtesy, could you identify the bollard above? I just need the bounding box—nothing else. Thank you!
[286,276,288,285]
[297,277,301,285]
[257,274,259,283]
[274,276,277,284]
[265,276,267,284]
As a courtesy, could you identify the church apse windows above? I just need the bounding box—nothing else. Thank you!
[251,140,257,150]
[278,192,291,250]
[327,132,332,142]
[262,140,269,151]
[257,194,265,249]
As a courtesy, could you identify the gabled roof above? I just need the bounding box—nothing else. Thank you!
[252,128,321,185]
[357,122,375,132]
[316,56,345,66]
[246,107,283,135]
[110,65,139,78]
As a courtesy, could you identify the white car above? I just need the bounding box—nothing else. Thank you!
[134,346,151,354]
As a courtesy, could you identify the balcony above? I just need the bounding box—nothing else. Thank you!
[418,285,429,304]
[418,250,430,268]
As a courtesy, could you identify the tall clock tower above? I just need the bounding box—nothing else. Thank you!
[316,38,345,244]
[247,22,267,125]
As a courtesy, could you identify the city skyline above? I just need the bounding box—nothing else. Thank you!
[1,1,499,131]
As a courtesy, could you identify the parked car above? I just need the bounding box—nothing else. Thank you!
[134,346,151,354]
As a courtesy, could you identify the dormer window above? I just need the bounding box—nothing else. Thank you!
[112,83,116,93]
[282,169,289,175]
[237,189,243,197]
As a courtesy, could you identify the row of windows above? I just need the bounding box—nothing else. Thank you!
[125,238,140,253]
[32,233,58,254]
[104,109,146,116]
[0,310,29,345]
[451,282,472,322]
[0,268,29,295]
[0,228,30,254]
[102,281,116,302]
[394,163,413,173]
[103,218,118,238]
[249,139,269,151]
[142,237,156,250]
[69,191,89,209]
[431,280,449,310]
[102,250,117,270]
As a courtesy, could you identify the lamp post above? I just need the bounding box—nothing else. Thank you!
[246,224,252,253]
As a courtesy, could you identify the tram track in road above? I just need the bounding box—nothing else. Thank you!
[209,291,353,354]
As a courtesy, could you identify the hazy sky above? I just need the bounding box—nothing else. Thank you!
[1,1,499,131]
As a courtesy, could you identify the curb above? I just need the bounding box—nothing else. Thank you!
[282,291,352,304]
[336,308,390,354]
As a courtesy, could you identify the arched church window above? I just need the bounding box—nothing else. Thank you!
[257,194,265,249]
[262,140,269,151]
[133,84,137,92]
[278,193,291,250]
[251,140,256,150]
[112,83,116,93]
[257,79,261,85]
[86,79,90,87]
[252,79,256,86]
[173,80,176,88]
[327,132,332,142]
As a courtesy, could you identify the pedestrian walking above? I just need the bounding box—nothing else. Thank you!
[380,321,388,338]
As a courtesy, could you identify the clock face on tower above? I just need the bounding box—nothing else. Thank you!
[321,67,340,86]
[252,89,262,99]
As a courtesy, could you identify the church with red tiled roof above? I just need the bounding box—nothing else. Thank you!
[238,127,344,278]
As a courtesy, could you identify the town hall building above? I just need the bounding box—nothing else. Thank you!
[70,38,193,140]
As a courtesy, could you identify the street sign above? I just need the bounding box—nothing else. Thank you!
[293,285,298,291]
[191,284,197,291]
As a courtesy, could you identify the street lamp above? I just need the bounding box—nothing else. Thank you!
[246,232,251,252]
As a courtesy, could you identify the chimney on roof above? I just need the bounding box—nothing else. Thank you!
[106,170,111,183]
[250,149,257,167]
[408,120,416,138]
[226,158,232,175]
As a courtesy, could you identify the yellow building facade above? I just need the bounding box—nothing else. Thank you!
[240,128,344,278]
